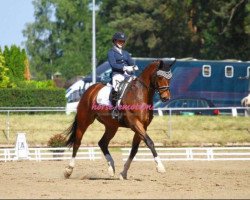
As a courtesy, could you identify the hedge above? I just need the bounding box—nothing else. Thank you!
[0,88,66,107]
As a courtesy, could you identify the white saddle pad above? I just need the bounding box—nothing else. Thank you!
[96,84,112,106]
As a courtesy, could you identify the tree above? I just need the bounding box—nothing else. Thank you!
[97,0,195,58]
[24,0,250,81]
[24,57,31,80]
[23,0,58,80]
[189,0,250,60]
[97,0,250,60]
[3,45,27,85]
[23,0,92,80]
[0,51,13,88]
[52,0,92,80]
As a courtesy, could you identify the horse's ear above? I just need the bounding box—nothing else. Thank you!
[164,58,176,69]
[169,58,176,67]
[158,60,164,69]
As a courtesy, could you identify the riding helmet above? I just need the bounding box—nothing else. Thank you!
[112,32,127,43]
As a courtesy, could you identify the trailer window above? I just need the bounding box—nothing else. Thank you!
[225,66,234,78]
[202,65,211,77]
[247,66,250,78]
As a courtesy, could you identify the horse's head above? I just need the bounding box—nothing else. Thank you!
[153,59,175,102]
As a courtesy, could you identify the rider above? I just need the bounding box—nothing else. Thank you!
[108,32,138,108]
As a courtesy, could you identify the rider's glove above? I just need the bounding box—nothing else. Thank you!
[123,66,134,72]
[133,65,139,71]
[123,65,139,72]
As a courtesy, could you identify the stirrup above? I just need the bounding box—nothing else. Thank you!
[111,108,119,119]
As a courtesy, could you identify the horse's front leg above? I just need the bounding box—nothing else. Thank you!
[120,134,141,180]
[144,134,166,173]
[132,122,166,174]
[98,125,118,177]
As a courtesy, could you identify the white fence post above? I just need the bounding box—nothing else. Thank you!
[4,149,7,162]
[186,148,193,160]
[232,108,238,117]
[207,148,214,160]
[89,148,94,160]
[6,111,10,141]
[158,109,163,116]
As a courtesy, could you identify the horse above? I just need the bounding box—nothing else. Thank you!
[64,59,175,180]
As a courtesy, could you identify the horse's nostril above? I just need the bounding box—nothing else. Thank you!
[161,97,168,102]
[162,96,171,102]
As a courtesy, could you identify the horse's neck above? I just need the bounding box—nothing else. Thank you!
[134,64,156,103]
[138,64,156,88]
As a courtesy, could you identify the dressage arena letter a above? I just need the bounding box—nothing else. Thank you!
[14,133,30,160]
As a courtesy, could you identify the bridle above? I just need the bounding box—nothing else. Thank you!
[155,69,172,92]
[135,61,173,94]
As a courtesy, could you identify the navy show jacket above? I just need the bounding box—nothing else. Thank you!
[108,47,135,74]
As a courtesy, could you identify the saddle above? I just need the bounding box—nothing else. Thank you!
[96,76,135,120]
[110,76,135,120]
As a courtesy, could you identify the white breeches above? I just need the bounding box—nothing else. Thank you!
[112,74,126,91]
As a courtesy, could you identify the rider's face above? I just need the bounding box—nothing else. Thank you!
[115,40,125,48]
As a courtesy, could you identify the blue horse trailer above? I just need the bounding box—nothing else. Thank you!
[66,57,250,111]
[133,58,250,107]
[169,59,249,107]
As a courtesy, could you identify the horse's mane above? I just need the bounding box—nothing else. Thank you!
[138,61,158,78]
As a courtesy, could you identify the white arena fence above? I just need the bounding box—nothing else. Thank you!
[122,147,250,161]
[1,146,250,162]
[0,147,102,162]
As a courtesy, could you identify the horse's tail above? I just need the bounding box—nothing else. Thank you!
[65,115,78,147]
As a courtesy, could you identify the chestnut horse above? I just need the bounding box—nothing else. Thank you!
[64,59,175,180]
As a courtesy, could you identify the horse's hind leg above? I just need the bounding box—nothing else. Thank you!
[120,134,141,180]
[98,125,118,177]
[64,114,94,178]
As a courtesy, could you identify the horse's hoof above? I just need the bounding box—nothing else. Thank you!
[108,165,115,177]
[64,166,73,179]
[157,165,166,173]
[107,160,115,177]
[119,172,127,180]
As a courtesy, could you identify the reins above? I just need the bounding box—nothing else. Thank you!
[124,61,173,97]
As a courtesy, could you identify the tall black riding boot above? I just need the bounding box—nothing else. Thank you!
[109,89,119,119]
[109,89,118,107]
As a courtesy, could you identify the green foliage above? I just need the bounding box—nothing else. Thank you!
[16,80,56,89]
[192,0,250,60]
[23,0,250,81]
[95,21,116,64]
[0,52,13,88]
[3,45,27,84]
[0,88,66,107]
[23,0,57,80]
[98,0,197,58]
[98,0,250,60]
[23,0,92,80]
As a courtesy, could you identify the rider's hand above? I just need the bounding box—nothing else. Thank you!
[123,65,139,72]
[123,66,134,72]
[133,65,139,71]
